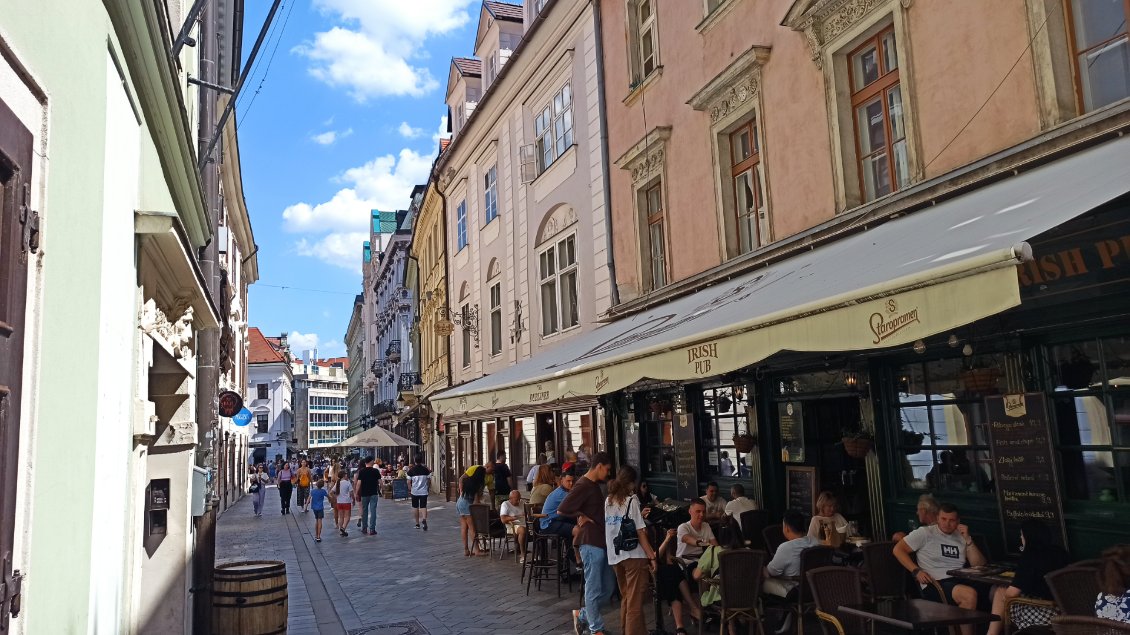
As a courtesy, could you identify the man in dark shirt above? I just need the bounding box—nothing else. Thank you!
[492,452,512,508]
[557,452,613,635]
[355,457,382,536]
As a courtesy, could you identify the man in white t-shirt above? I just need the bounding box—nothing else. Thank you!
[700,482,727,521]
[676,499,718,560]
[894,502,987,635]
[499,490,528,563]
[724,483,759,529]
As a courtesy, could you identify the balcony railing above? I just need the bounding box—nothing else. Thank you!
[372,399,397,416]
[397,372,420,392]
[385,339,401,362]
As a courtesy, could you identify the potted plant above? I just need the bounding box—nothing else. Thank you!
[900,428,926,455]
[960,362,1001,394]
[732,428,757,453]
[841,429,874,459]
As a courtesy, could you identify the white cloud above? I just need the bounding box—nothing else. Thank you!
[289,331,320,353]
[433,115,450,145]
[398,121,423,139]
[294,0,477,101]
[281,148,435,271]
[311,128,353,145]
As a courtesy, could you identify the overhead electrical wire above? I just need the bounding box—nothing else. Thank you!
[255,283,357,296]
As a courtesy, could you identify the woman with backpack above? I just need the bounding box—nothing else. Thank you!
[604,464,657,635]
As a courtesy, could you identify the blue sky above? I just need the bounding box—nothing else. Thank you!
[238,0,478,357]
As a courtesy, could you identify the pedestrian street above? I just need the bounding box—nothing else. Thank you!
[217,486,621,635]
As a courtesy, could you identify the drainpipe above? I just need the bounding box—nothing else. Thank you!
[590,0,619,307]
[434,168,454,491]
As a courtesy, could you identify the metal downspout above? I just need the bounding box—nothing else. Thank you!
[591,0,619,307]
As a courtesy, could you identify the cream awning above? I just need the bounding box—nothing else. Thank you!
[432,136,1130,417]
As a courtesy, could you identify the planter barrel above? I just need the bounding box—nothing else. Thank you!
[213,560,287,635]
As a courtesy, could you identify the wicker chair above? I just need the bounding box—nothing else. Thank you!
[1051,616,1130,635]
[1046,567,1102,616]
[1002,596,1058,634]
[740,510,770,550]
[469,504,507,558]
[807,566,868,635]
[861,541,906,601]
[763,525,786,555]
[763,545,836,635]
[699,549,767,635]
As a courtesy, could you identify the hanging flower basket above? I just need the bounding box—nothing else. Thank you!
[1059,358,1095,390]
[960,367,1001,394]
[842,436,874,459]
[900,430,925,455]
[732,432,757,454]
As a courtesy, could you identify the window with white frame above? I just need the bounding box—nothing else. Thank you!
[456,199,468,250]
[629,0,659,84]
[534,84,574,172]
[538,234,579,335]
[487,52,498,87]
[461,304,472,367]
[489,281,502,356]
[1066,0,1130,112]
[848,26,909,202]
[704,0,724,16]
[484,165,498,223]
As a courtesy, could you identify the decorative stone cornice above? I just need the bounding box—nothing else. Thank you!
[614,126,672,186]
[687,46,771,124]
[140,297,196,361]
[782,0,910,68]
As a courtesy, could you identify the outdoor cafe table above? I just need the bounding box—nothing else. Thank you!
[839,599,1000,631]
[946,566,1017,587]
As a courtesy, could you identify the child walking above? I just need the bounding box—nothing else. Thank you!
[332,469,353,537]
[310,480,328,542]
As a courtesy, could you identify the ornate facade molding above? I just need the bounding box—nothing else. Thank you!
[783,0,906,68]
[687,46,771,124]
[614,126,672,186]
[139,297,196,360]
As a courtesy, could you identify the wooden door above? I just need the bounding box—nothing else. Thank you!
[0,95,34,630]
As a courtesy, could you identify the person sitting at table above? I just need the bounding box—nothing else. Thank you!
[808,491,848,548]
[677,499,719,564]
[894,502,988,635]
[724,483,758,530]
[985,519,1071,635]
[561,450,578,474]
[700,482,727,522]
[764,511,823,633]
[892,493,939,541]
[499,489,528,564]
[539,469,577,541]
[656,527,703,635]
[529,464,556,505]
[1096,544,1130,624]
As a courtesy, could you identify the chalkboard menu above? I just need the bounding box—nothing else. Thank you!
[985,393,1067,552]
[623,419,641,468]
[673,413,699,501]
[786,466,817,517]
[392,479,410,500]
[779,401,806,463]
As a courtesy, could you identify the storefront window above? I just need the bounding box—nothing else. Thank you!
[698,385,753,478]
[515,416,538,476]
[639,396,675,476]
[561,409,594,469]
[893,356,1001,495]
[1050,336,1130,503]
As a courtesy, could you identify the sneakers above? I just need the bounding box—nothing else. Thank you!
[314,537,321,543]
[356,518,362,527]
[421,519,428,531]
[339,528,348,537]
[415,523,421,530]
[572,609,587,635]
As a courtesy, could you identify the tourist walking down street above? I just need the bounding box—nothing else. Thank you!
[309,479,328,542]
[407,453,432,530]
[249,464,267,517]
[457,462,493,556]
[356,456,381,536]
[332,469,353,537]
[296,459,312,513]
[604,465,657,635]
[557,452,615,635]
[277,461,294,514]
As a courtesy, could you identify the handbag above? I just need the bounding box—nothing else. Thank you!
[613,496,640,555]
[249,477,261,494]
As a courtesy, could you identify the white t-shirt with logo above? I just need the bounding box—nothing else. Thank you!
[904,524,966,582]
[605,495,649,565]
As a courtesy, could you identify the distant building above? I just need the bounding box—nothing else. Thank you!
[293,357,349,451]
[345,295,368,438]
[248,329,295,463]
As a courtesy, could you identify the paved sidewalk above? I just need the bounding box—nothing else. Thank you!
[217,487,632,635]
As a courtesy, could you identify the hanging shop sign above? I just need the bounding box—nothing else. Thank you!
[217,390,244,418]
[435,319,455,337]
[232,408,253,427]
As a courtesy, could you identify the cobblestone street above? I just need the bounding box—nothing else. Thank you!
[217,487,626,635]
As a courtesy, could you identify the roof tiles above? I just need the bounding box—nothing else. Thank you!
[248,327,286,364]
[485,1,523,21]
[453,57,481,76]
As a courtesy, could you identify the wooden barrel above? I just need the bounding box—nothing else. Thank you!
[212,560,287,635]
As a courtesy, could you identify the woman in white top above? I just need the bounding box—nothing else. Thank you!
[808,491,849,548]
[332,469,354,537]
[604,465,657,635]
[249,464,268,517]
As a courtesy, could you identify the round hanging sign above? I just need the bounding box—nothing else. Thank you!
[232,408,253,427]
[218,390,244,418]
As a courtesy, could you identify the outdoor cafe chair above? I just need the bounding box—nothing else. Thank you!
[763,525,786,556]
[861,541,907,601]
[740,510,770,550]
[807,566,868,635]
[762,545,836,635]
[469,503,507,559]
[1046,567,1102,617]
[699,548,767,635]
[1051,616,1130,635]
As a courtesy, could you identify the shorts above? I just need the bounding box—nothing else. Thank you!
[336,502,352,511]
[656,562,686,603]
[455,497,472,516]
[312,508,324,519]
[505,520,526,534]
[411,495,428,509]
[923,578,991,608]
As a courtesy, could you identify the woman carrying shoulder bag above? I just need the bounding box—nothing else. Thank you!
[604,465,657,635]
[249,464,267,517]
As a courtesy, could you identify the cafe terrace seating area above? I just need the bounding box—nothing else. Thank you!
[465,493,1130,635]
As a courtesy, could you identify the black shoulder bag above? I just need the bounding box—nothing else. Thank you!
[613,496,640,555]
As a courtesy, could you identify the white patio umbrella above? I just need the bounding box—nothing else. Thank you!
[333,426,418,448]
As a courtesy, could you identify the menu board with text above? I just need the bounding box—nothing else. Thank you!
[786,466,817,517]
[779,401,806,463]
[986,393,1067,552]
[673,413,699,501]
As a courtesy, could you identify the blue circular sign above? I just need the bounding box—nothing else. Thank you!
[232,408,253,426]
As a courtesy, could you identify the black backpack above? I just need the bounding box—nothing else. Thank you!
[613,497,640,555]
